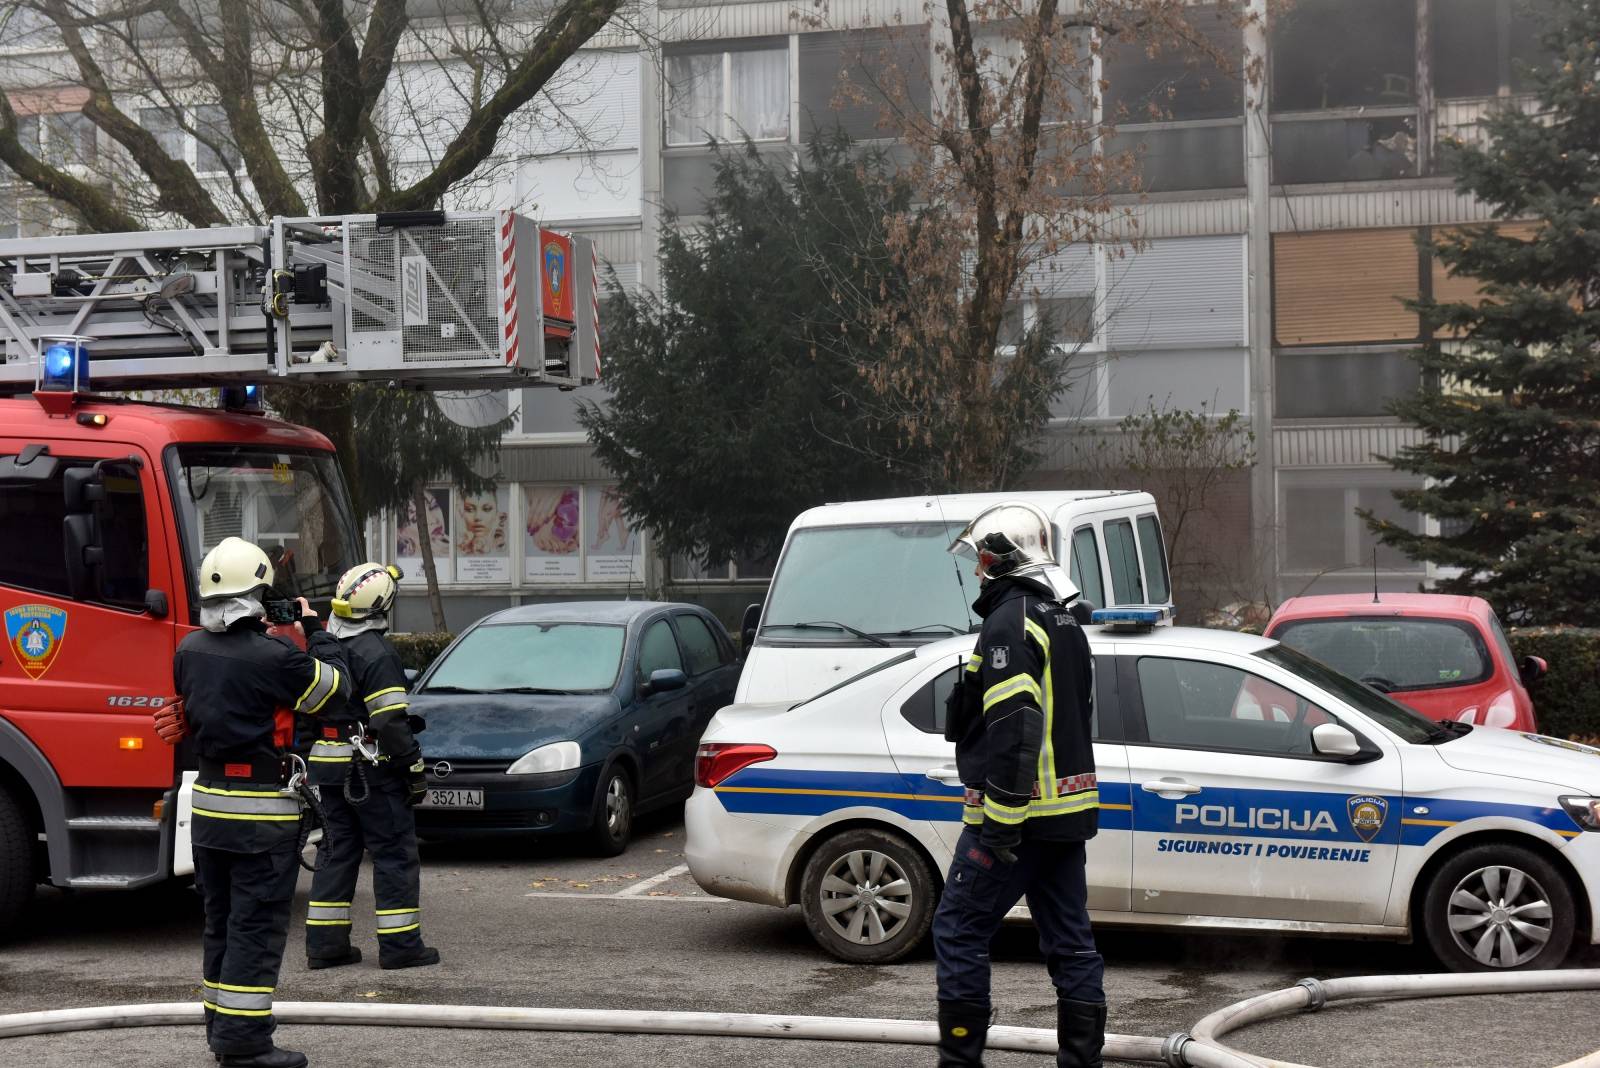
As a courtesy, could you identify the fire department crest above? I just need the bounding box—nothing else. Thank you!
[5,604,68,680]
[989,645,1009,670]
[1346,795,1388,844]
[543,242,566,295]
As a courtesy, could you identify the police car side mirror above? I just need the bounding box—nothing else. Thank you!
[1311,723,1362,759]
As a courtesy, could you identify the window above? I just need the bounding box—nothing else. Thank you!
[1136,515,1170,603]
[1433,0,1557,98]
[422,622,625,693]
[1271,0,1417,111]
[1103,519,1144,604]
[676,613,727,675]
[1106,123,1245,192]
[666,43,789,145]
[1274,350,1420,418]
[193,104,240,173]
[1069,527,1106,610]
[1272,617,1491,692]
[1270,115,1417,184]
[139,106,185,161]
[40,112,96,165]
[798,27,931,141]
[1135,657,1332,755]
[1280,477,1426,575]
[638,619,684,680]
[1103,5,1243,122]
[0,454,147,608]
[900,666,960,734]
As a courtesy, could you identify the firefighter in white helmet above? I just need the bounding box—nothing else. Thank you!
[173,537,350,1068]
[933,502,1105,1068]
[304,562,440,970]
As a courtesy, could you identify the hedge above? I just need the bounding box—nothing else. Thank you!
[1508,627,1600,743]
[389,632,455,673]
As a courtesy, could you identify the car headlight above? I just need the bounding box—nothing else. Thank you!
[507,741,581,775]
[1558,796,1600,832]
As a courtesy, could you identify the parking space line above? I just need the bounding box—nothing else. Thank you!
[614,863,691,897]
[522,890,734,904]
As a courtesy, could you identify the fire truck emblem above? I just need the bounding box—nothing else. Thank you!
[1346,795,1388,844]
[5,604,68,680]
[543,242,566,296]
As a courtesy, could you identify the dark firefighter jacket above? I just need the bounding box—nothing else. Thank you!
[306,629,420,787]
[174,618,349,852]
[955,574,1098,846]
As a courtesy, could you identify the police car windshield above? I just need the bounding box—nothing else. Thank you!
[166,446,362,614]
[762,523,973,643]
[1255,644,1441,744]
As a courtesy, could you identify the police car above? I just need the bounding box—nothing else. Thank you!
[686,613,1600,971]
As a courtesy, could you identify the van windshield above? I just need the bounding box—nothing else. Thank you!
[761,523,974,643]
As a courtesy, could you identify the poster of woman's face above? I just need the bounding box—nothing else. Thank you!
[524,485,581,581]
[456,486,511,582]
[396,488,452,583]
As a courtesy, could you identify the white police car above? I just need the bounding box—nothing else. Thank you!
[686,615,1600,971]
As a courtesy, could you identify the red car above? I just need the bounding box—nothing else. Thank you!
[1264,594,1546,732]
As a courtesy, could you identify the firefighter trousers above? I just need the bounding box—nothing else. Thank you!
[194,842,302,1056]
[932,826,1106,1009]
[306,769,426,965]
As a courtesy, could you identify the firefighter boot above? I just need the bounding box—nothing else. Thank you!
[936,1000,991,1067]
[379,945,440,970]
[219,1045,309,1068]
[307,947,362,970]
[1056,999,1107,1068]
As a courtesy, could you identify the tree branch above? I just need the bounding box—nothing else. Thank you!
[0,94,140,233]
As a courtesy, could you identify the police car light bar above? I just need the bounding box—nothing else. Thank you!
[1090,607,1172,632]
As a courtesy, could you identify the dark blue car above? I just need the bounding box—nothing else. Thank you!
[411,601,741,854]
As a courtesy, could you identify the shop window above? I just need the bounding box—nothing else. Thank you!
[1274,350,1421,418]
[1103,5,1243,122]
[667,41,789,145]
[1271,0,1416,112]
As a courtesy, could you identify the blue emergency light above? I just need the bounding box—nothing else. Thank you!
[220,384,264,413]
[39,337,91,392]
[1090,607,1171,632]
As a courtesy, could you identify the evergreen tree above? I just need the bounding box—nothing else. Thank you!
[1369,1,1600,624]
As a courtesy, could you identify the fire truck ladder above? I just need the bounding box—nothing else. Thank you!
[0,211,598,393]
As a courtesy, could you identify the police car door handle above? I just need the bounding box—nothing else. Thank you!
[926,765,963,787]
[1142,778,1201,797]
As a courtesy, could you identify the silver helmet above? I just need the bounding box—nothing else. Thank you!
[948,501,1056,580]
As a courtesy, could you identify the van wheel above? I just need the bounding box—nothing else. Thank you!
[1421,843,1575,971]
[800,828,936,964]
[0,788,35,937]
[585,765,633,857]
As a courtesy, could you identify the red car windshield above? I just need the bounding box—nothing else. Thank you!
[1271,617,1492,693]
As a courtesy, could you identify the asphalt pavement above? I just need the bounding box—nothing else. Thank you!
[3,809,1599,1068]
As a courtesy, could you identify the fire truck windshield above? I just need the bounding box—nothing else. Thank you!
[165,445,363,612]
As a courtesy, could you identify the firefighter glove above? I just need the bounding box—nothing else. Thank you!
[405,758,428,806]
[153,699,189,746]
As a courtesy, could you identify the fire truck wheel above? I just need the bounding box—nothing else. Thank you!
[0,788,34,935]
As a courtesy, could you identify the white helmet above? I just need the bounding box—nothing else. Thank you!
[198,537,275,601]
[331,562,402,620]
[949,501,1056,581]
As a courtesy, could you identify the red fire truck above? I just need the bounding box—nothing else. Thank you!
[0,211,597,933]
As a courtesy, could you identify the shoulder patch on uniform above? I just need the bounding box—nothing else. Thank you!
[990,645,1009,670]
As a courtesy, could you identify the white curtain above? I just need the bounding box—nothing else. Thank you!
[730,49,789,140]
[667,53,723,144]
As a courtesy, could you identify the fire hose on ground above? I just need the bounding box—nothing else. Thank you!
[0,969,1598,1067]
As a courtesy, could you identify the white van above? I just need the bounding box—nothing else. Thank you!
[735,491,1170,703]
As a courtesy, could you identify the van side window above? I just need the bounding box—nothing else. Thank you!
[1135,514,1170,603]
[0,456,147,609]
[1069,527,1106,609]
[1104,518,1144,604]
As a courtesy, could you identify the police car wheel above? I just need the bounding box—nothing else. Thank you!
[585,765,634,857]
[1421,843,1575,971]
[0,788,33,936]
[799,828,935,964]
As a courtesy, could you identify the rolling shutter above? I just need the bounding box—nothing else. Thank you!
[1274,228,1420,345]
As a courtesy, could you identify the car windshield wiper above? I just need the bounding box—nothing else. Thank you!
[417,685,486,695]
[1422,719,1472,744]
[760,620,891,647]
[882,623,968,637]
[483,686,580,695]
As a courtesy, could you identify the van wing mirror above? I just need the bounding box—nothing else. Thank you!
[740,602,763,653]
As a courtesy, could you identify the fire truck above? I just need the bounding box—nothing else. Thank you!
[0,211,598,933]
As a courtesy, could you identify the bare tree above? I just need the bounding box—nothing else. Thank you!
[802,0,1246,491]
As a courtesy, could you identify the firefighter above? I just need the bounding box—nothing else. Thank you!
[933,502,1105,1068]
[173,537,350,1068]
[304,562,439,970]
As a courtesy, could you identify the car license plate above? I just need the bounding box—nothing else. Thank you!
[420,788,483,809]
